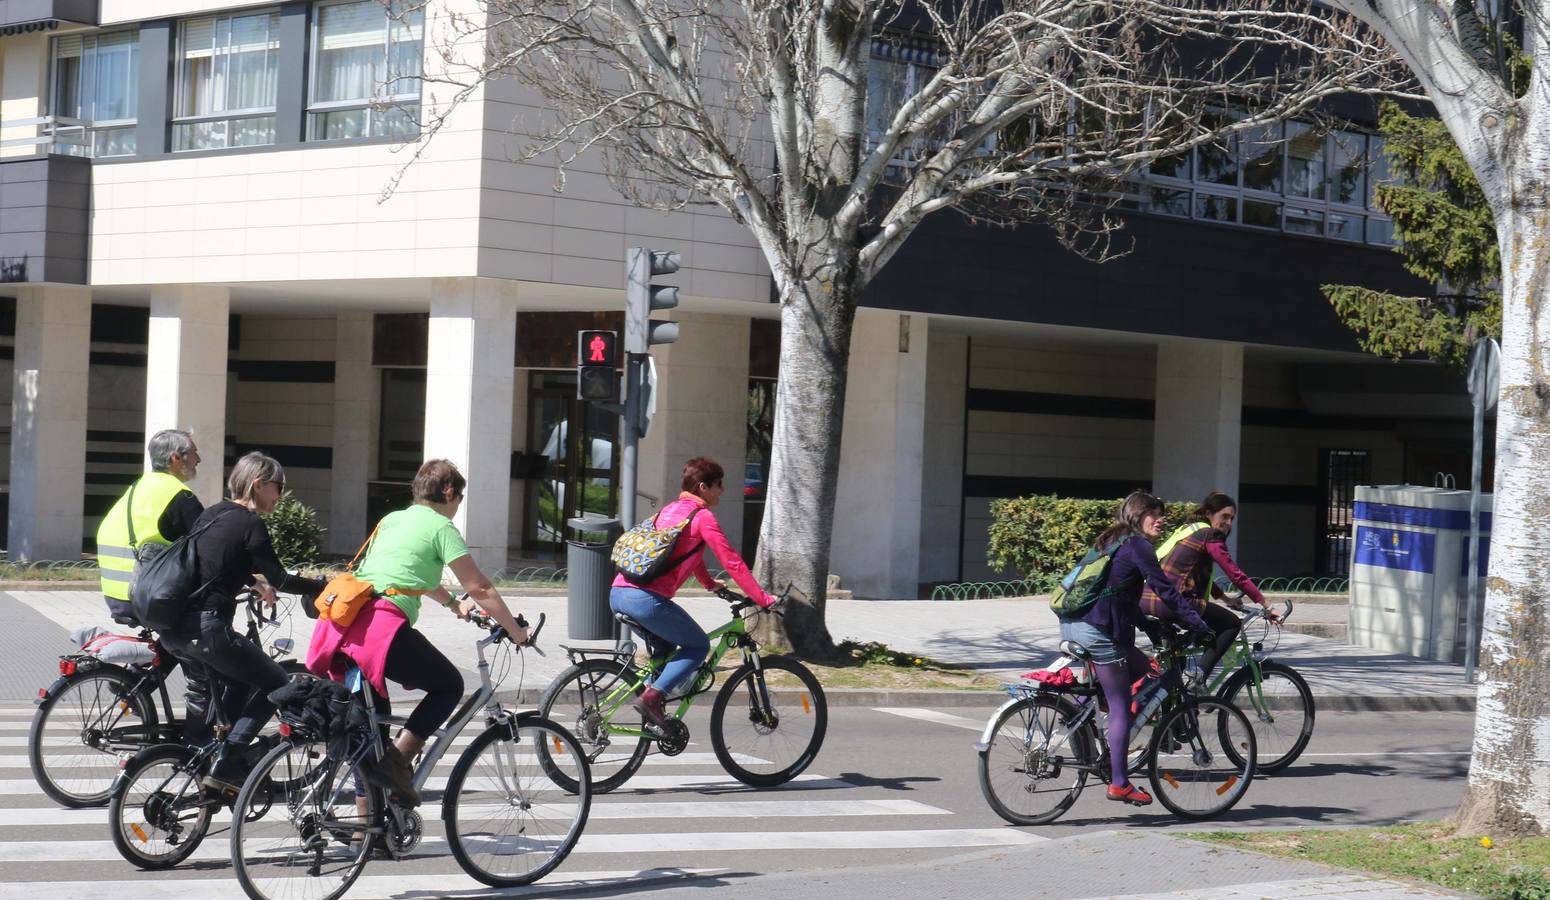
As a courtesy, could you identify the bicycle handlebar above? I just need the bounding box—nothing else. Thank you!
[715,586,785,617]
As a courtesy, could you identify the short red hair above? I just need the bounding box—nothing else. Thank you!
[681,457,725,495]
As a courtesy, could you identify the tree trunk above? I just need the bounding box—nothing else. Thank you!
[1453,197,1550,836]
[753,272,857,660]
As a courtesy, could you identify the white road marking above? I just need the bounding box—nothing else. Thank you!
[871,707,987,731]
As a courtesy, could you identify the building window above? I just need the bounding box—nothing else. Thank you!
[50,31,139,158]
[173,10,281,152]
[1140,113,1396,246]
[308,0,424,141]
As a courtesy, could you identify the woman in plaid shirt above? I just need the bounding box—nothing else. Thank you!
[1142,492,1279,686]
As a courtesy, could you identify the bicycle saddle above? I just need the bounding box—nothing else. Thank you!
[1059,640,1093,660]
[613,613,674,656]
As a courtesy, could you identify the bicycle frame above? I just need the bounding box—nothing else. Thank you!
[579,608,760,741]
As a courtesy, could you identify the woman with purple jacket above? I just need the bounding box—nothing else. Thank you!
[1060,491,1211,806]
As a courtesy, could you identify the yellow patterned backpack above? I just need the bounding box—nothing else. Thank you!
[611,508,704,584]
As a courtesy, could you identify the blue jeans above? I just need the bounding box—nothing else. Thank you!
[609,586,709,695]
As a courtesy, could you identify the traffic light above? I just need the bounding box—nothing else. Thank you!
[577,329,619,402]
[625,247,681,353]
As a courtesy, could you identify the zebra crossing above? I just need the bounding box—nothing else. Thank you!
[0,704,1042,896]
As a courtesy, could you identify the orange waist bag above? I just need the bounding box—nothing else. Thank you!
[314,526,427,627]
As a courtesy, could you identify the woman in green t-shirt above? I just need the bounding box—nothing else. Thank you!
[309,459,528,805]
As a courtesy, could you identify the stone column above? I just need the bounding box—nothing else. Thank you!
[422,277,518,574]
[830,311,929,599]
[145,286,231,505]
[635,311,751,565]
[1152,340,1244,518]
[328,312,374,553]
[7,285,91,561]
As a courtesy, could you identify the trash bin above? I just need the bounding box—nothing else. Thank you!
[1349,485,1492,663]
[567,515,621,641]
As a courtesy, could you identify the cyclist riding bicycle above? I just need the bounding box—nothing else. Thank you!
[1142,492,1278,688]
[611,457,777,731]
[1061,491,1210,807]
[94,428,212,741]
[305,458,530,807]
[156,451,326,795]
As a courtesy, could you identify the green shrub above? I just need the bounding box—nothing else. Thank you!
[263,493,325,568]
[987,495,1196,581]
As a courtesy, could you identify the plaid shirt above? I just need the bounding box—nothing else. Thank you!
[1140,524,1218,617]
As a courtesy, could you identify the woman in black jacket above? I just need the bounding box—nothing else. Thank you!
[159,451,325,793]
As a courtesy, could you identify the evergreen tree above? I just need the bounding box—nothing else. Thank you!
[1323,100,1502,366]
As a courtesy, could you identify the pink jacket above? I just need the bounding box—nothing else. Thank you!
[305,597,409,697]
[613,493,774,605]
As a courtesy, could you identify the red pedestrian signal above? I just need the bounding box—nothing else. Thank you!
[577,330,619,402]
[578,330,617,367]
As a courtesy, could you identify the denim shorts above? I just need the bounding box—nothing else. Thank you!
[1058,620,1124,665]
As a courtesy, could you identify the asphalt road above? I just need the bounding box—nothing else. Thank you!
[0,698,1473,898]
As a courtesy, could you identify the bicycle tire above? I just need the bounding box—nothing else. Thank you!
[1146,697,1256,820]
[1218,661,1315,773]
[709,656,826,787]
[230,739,376,900]
[443,716,592,887]
[977,694,1094,826]
[537,658,650,794]
[107,744,213,869]
[32,667,158,807]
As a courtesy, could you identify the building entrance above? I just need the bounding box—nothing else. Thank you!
[525,373,619,550]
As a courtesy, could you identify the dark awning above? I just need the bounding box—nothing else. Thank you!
[1,1,97,32]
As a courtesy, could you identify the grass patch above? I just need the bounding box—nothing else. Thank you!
[0,563,100,583]
[1188,823,1550,899]
[788,640,998,691]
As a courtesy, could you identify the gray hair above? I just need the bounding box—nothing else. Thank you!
[227,451,285,501]
[147,429,196,472]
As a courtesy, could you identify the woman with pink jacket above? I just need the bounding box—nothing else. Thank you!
[612,457,777,728]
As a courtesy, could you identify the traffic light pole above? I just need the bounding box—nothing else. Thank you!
[614,351,645,646]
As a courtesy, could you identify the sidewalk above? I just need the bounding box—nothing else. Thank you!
[638,830,1466,899]
[1,588,1477,711]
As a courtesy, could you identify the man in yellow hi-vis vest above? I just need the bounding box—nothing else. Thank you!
[96,429,205,623]
[95,429,210,740]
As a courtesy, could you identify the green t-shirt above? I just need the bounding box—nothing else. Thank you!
[353,504,470,626]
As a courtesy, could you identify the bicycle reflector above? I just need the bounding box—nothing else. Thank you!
[279,723,292,738]
[58,659,76,676]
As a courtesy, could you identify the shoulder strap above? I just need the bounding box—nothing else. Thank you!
[348,523,382,572]
[660,507,706,569]
[125,479,140,550]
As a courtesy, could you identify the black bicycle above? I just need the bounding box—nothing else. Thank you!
[30,593,303,808]
[976,620,1258,824]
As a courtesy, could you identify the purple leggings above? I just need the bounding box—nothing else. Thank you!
[1094,645,1152,788]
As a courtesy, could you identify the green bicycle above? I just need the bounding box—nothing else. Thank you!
[1191,598,1315,773]
[537,588,827,792]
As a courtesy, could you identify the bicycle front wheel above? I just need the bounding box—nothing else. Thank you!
[107,744,212,869]
[31,667,157,807]
[538,658,650,794]
[709,656,826,787]
[1218,661,1315,773]
[977,694,1093,826]
[1147,697,1256,820]
[230,740,376,900]
[444,716,592,887]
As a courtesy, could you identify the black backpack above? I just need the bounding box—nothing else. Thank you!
[129,509,235,631]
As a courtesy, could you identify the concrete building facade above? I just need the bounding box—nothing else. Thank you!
[1,0,1485,595]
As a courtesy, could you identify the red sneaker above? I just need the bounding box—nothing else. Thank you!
[1106,784,1153,806]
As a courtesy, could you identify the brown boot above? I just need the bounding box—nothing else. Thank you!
[366,744,420,806]
[632,686,670,730]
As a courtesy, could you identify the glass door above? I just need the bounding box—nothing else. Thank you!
[525,373,619,549]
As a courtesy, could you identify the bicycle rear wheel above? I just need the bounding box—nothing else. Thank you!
[31,667,157,807]
[537,658,650,793]
[1218,661,1315,773]
[230,740,376,900]
[710,656,826,787]
[1147,697,1256,820]
[977,694,1093,825]
[444,716,592,887]
[107,744,212,869]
